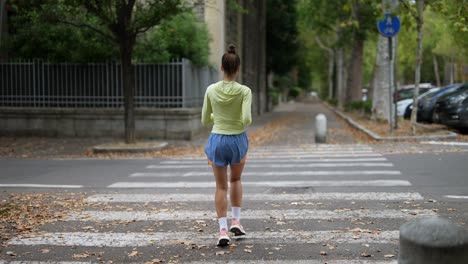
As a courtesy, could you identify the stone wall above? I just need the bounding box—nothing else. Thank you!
[0,108,206,140]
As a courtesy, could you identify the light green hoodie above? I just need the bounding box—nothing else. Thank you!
[201,80,252,135]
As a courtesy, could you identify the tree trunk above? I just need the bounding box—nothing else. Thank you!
[346,38,364,102]
[328,50,334,99]
[314,36,335,99]
[120,38,136,144]
[336,48,345,109]
[410,0,424,135]
[372,0,399,121]
[433,55,441,87]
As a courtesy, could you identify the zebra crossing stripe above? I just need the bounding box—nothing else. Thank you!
[188,261,397,264]
[86,192,424,203]
[8,230,399,247]
[130,170,401,178]
[0,184,83,188]
[146,163,394,169]
[174,153,383,160]
[0,261,399,264]
[160,157,388,164]
[0,261,398,264]
[107,180,412,188]
[247,151,375,155]
[68,208,437,221]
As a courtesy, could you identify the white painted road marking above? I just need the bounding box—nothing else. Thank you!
[160,157,388,164]
[146,163,394,169]
[68,208,437,221]
[421,141,468,146]
[0,259,398,264]
[0,261,398,264]
[86,192,424,203]
[0,184,83,188]
[8,230,399,247]
[130,170,401,177]
[174,153,383,159]
[247,150,375,155]
[189,261,397,264]
[444,195,468,199]
[107,180,412,188]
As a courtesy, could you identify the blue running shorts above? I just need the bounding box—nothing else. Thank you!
[205,132,249,167]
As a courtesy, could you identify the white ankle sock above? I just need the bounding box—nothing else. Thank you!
[232,207,241,221]
[218,217,228,231]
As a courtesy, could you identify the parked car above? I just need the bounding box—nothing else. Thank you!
[403,87,441,119]
[433,83,468,128]
[416,83,465,123]
[396,87,439,117]
[393,83,433,102]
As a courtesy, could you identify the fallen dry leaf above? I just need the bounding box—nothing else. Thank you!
[39,248,50,253]
[128,251,140,257]
[73,252,90,259]
[384,254,395,258]
[145,259,164,264]
[361,252,372,257]
[320,251,327,255]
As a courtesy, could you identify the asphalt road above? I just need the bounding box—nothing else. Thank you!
[1,144,468,263]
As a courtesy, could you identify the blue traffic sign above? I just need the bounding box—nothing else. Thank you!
[378,13,400,37]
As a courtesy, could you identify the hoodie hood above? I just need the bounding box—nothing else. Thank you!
[211,81,244,103]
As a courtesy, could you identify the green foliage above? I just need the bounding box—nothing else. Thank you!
[269,88,280,105]
[134,12,210,65]
[5,1,210,65]
[267,0,299,75]
[288,87,302,99]
[6,2,117,62]
[344,100,372,114]
[326,98,338,106]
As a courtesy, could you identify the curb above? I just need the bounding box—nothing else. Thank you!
[93,142,169,154]
[325,103,458,142]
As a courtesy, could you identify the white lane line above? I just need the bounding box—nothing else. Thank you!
[444,195,468,199]
[8,230,399,247]
[247,151,375,155]
[6,262,91,264]
[0,261,398,264]
[421,141,468,146]
[146,163,394,169]
[68,209,437,221]
[251,145,372,149]
[0,184,83,188]
[107,180,412,188]
[161,157,388,164]
[175,154,383,160]
[131,170,402,178]
[86,192,424,203]
[189,261,397,264]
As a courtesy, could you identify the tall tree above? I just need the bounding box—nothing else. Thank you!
[345,0,379,103]
[47,0,183,143]
[401,0,425,134]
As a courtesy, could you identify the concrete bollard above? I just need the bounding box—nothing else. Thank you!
[399,217,468,264]
[315,114,327,143]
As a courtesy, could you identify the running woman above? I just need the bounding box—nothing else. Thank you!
[201,44,252,247]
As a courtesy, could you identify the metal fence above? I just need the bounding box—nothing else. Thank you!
[0,59,218,108]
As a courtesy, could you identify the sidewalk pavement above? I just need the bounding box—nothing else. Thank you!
[0,99,466,159]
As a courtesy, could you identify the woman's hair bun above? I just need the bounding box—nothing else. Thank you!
[227,44,236,54]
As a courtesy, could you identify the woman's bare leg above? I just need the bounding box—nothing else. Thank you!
[230,157,246,207]
[212,165,229,217]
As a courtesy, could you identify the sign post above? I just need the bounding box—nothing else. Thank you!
[378,13,400,134]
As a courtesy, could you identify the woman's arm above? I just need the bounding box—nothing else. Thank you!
[201,90,214,126]
[242,89,252,127]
